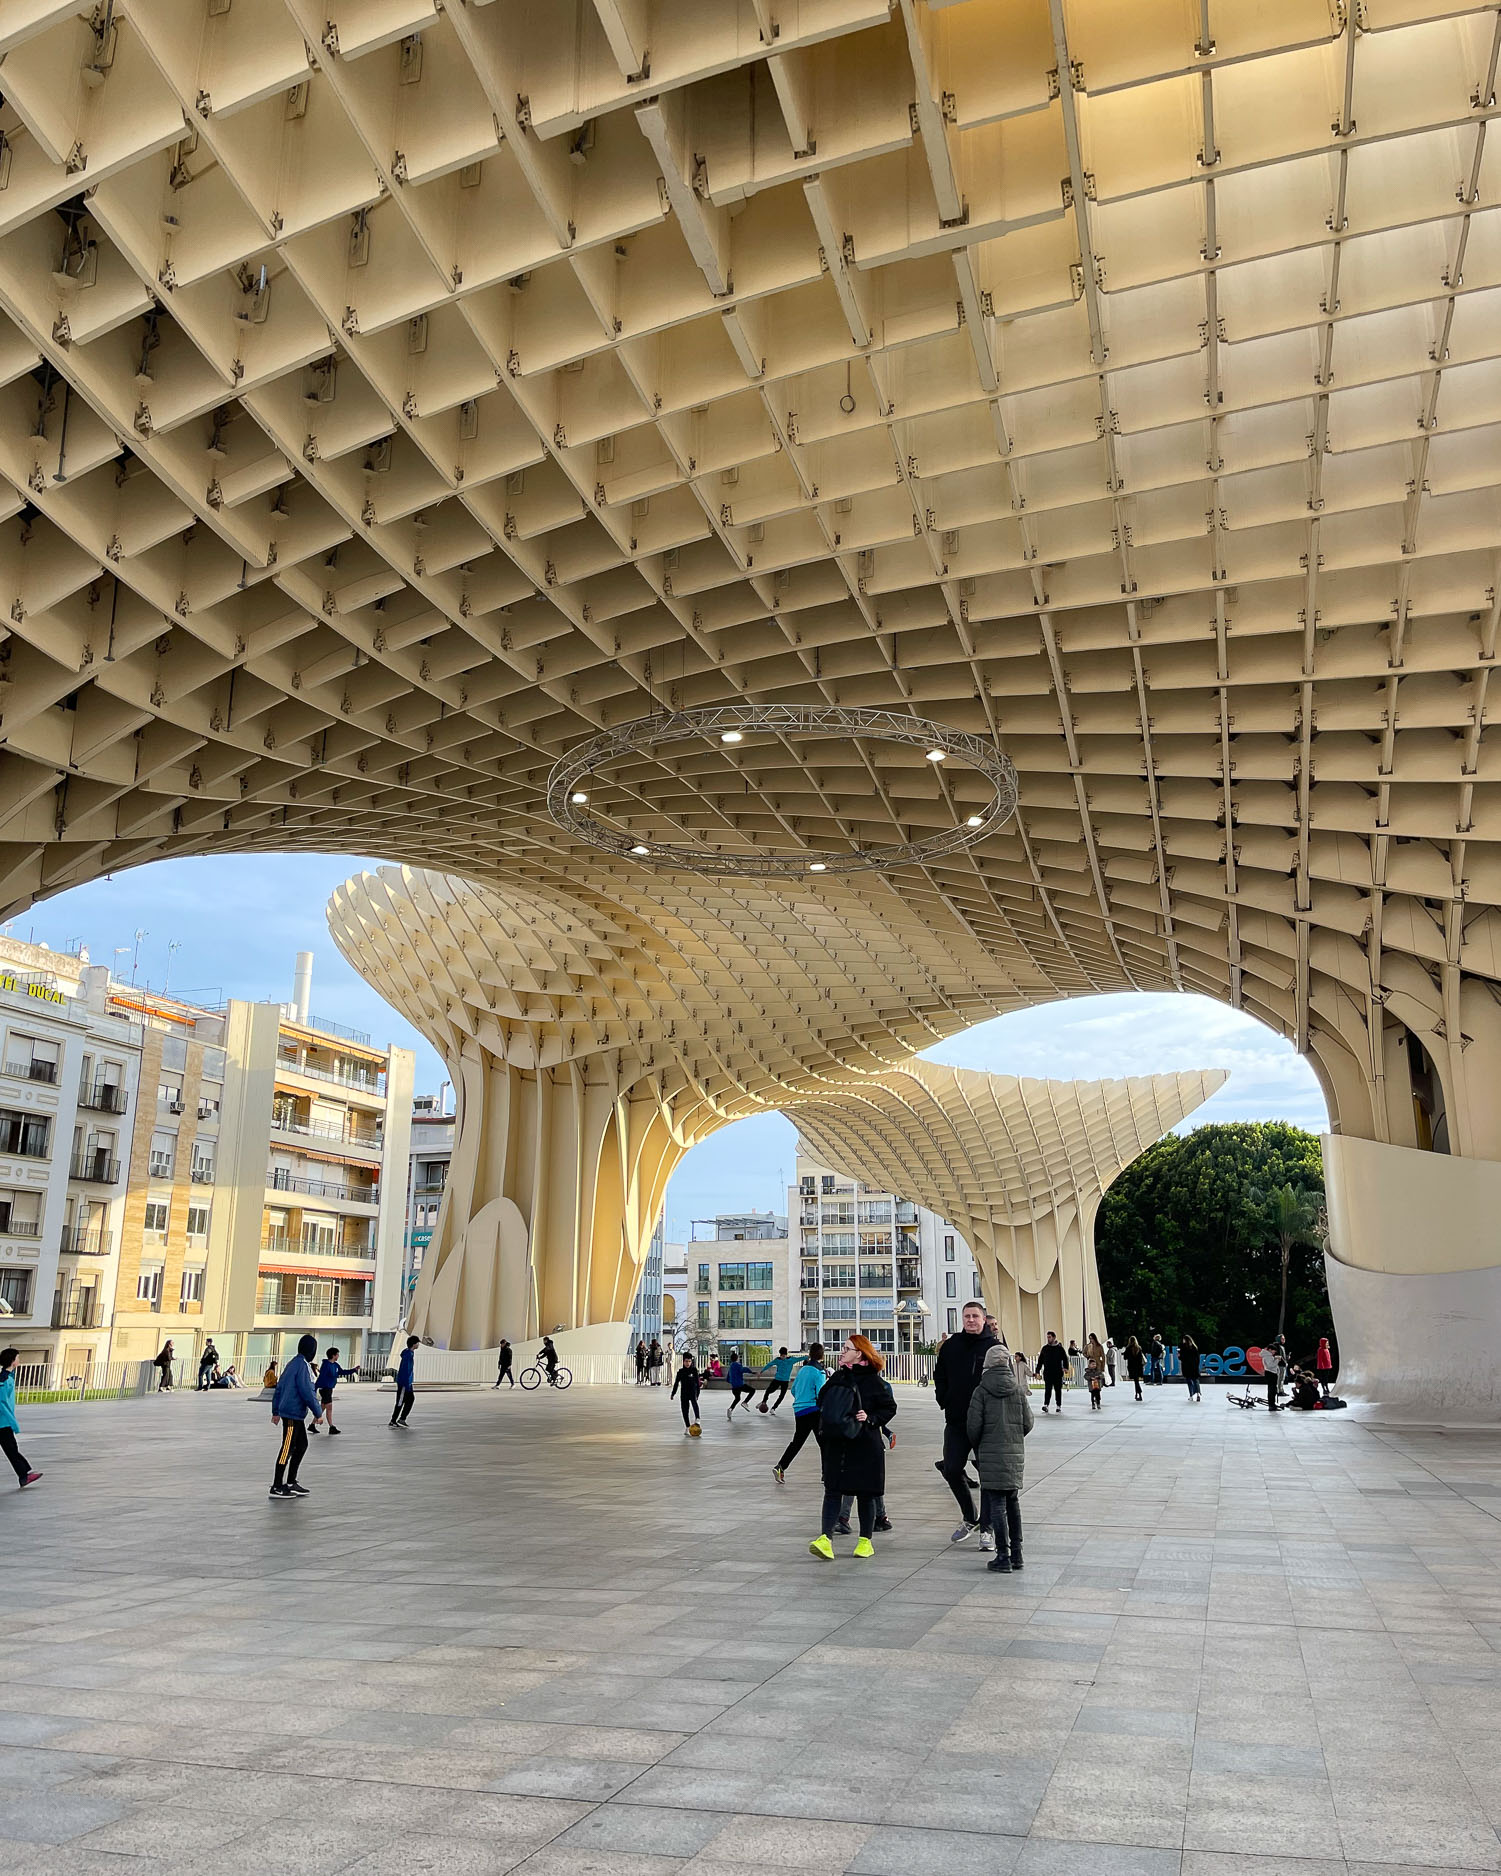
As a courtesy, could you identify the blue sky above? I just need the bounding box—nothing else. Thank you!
[17,851,1328,1240]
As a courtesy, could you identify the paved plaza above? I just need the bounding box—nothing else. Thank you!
[6,1380,1501,1875]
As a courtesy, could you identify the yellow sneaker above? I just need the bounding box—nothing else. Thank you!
[808,1534,835,1560]
[853,1537,875,1558]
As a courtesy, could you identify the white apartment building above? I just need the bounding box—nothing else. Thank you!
[0,938,142,1379]
[792,1145,983,1357]
[687,1210,791,1364]
[403,1091,454,1319]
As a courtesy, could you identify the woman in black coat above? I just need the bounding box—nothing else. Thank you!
[1180,1335,1202,1402]
[810,1334,896,1560]
[1123,1336,1145,1402]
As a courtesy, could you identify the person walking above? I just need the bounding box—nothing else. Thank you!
[1180,1335,1202,1403]
[1067,1339,1084,1390]
[197,1339,219,1391]
[1036,1331,1069,1414]
[1149,1332,1166,1385]
[773,1343,826,1480]
[967,1343,1033,1571]
[758,1346,799,1413]
[1124,1335,1146,1401]
[153,1340,175,1392]
[0,1349,40,1489]
[932,1299,998,1545]
[1085,1335,1106,1410]
[313,1346,355,1434]
[1314,1336,1334,1398]
[495,1339,514,1388]
[635,1339,648,1385]
[1262,1334,1286,1411]
[647,1339,664,1386]
[726,1348,757,1418]
[389,1334,418,1428]
[671,1351,702,1434]
[809,1334,896,1560]
[270,1333,324,1497]
[1106,1337,1118,1386]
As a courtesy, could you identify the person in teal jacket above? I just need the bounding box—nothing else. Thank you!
[757,1346,800,1414]
[772,1344,826,1482]
[0,1349,40,1489]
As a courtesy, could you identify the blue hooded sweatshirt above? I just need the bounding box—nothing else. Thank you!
[396,1345,416,1390]
[272,1351,320,1423]
[791,1359,826,1416]
[316,1357,353,1393]
[728,1358,746,1389]
[0,1370,18,1434]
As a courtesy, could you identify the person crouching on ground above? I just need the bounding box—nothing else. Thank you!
[0,1349,40,1489]
[671,1351,702,1434]
[270,1334,324,1498]
[966,1343,1033,1572]
[810,1333,897,1561]
[312,1346,355,1434]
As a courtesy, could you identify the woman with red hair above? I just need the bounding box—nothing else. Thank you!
[809,1334,897,1561]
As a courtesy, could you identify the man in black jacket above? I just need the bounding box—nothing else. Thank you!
[932,1300,998,1544]
[1036,1331,1069,1413]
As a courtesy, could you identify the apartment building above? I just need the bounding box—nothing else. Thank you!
[629,1220,686,1350]
[792,1146,983,1358]
[403,1091,454,1318]
[0,937,142,1380]
[687,1210,791,1365]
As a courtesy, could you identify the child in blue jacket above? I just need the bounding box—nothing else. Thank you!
[389,1335,418,1428]
[772,1344,826,1481]
[270,1334,324,1497]
[312,1346,356,1436]
[0,1349,39,1489]
[726,1349,757,1418]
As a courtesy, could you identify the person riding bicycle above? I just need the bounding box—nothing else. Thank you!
[541,1336,559,1384]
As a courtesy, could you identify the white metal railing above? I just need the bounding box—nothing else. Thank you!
[276,1057,385,1095]
[11,1358,158,1400]
[260,1236,376,1260]
[270,1113,383,1149]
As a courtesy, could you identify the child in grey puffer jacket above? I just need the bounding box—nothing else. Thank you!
[965,1343,1034,1572]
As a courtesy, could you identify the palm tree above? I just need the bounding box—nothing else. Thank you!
[1254,1183,1320,1339]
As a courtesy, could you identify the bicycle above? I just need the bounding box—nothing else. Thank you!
[519,1363,572,1389]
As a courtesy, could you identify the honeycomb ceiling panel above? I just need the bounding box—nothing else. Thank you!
[0,0,1499,1119]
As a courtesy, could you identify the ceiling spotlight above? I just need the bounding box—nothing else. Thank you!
[630,843,650,856]
[926,747,947,762]
[808,861,827,872]
[720,729,743,743]
[966,814,984,827]
[571,790,589,804]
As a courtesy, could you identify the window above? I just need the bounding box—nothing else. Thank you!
[944,1234,954,1260]
[717,1301,748,1328]
[746,1301,772,1329]
[800,1176,815,1195]
[197,1096,220,1121]
[0,1270,32,1314]
[0,1190,43,1237]
[823,1296,857,1321]
[301,1215,337,1256]
[945,1271,957,1297]
[186,1204,210,1240]
[947,1308,958,1334]
[858,1296,894,1320]
[158,1080,184,1109]
[149,1132,175,1180]
[0,1109,50,1158]
[859,1263,892,1287]
[190,1143,214,1183]
[4,1034,59,1083]
[824,1262,856,1288]
[137,1265,163,1304]
[143,1200,169,1234]
[973,1273,984,1298]
[200,1047,226,1081]
[180,1267,204,1304]
[821,1174,835,1193]
[697,1301,709,1324]
[717,1261,773,1291]
[257,1276,284,1313]
[294,1277,336,1314]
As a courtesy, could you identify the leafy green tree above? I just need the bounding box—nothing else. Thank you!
[1095,1122,1330,1361]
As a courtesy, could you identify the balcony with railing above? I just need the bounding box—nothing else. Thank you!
[270,1111,384,1153]
[260,1234,377,1262]
[4,1057,57,1084]
[693,1277,712,1295]
[275,1053,385,1096]
[51,1289,104,1329]
[267,1169,378,1205]
[60,1225,113,1256]
[70,1150,120,1184]
[897,1262,921,1290]
[0,1214,41,1239]
[78,1078,128,1113]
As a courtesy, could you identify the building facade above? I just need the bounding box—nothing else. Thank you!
[404,1092,455,1322]
[687,1210,791,1367]
[792,1146,982,1358]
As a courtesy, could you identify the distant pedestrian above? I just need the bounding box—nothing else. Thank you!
[1085,1335,1106,1410]
[389,1334,418,1428]
[726,1349,757,1418]
[671,1352,702,1434]
[758,1346,799,1413]
[495,1339,514,1388]
[966,1344,1033,1571]
[773,1344,826,1480]
[1013,1347,1030,1387]
[197,1340,219,1391]
[1124,1335,1145,1401]
[809,1334,896,1561]
[0,1349,40,1489]
[647,1339,664,1386]
[1106,1337,1118,1386]
[635,1339,647,1384]
[313,1346,355,1434]
[263,1359,279,1390]
[1036,1332,1069,1414]
[270,1333,323,1497]
[1262,1334,1286,1411]
[153,1340,175,1391]
[933,1299,997,1545]
[1067,1339,1084,1389]
[1181,1335,1202,1403]
[1149,1332,1166,1385]
[1315,1336,1334,1397]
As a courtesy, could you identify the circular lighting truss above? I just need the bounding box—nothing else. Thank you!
[545,704,1019,877]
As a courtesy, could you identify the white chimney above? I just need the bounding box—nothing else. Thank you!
[292,951,313,1026]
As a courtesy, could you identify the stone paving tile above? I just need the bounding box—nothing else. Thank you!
[11,1387,1501,1874]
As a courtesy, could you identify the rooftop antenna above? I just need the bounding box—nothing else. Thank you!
[130,929,147,985]
[163,939,181,995]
